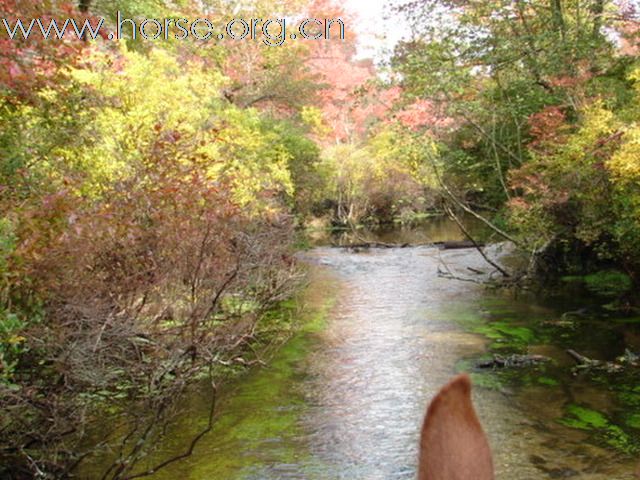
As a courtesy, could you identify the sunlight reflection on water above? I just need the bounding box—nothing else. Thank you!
[89,244,638,480]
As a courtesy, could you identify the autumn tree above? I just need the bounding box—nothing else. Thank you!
[390,0,640,285]
[0,0,321,476]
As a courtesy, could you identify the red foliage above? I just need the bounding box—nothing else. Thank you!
[394,98,454,132]
[527,106,568,153]
[302,0,383,142]
[303,0,455,142]
[0,0,87,102]
[310,43,374,142]
[615,1,640,55]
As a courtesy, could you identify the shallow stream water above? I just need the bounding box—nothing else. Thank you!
[89,224,640,479]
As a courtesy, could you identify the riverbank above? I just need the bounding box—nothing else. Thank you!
[79,238,638,479]
[74,264,340,478]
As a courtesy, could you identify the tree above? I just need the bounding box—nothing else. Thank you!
[0,0,316,476]
[391,0,624,207]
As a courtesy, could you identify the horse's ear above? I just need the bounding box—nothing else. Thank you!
[418,374,494,480]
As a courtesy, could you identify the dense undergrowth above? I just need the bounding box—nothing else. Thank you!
[3,0,640,477]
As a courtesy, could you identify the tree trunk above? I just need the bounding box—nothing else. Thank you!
[590,0,606,39]
[550,0,566,39]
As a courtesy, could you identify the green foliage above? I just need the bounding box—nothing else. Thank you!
[503,65,640,277]
[0,218,23,384]
[391,0,640,286]
[0,309,25,385]
[264,120,323,216]
[0,217,15,277]
[537,376,559,386]
[627,413,640,430]
[318,124,439,224]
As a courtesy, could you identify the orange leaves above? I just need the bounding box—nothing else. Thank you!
[0,0,86,102]
[527,106,568,154]
[302,1,381,143]
[395,98,454,132]
[311,48,377,143]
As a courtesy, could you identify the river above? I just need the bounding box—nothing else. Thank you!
[93,223,640,479]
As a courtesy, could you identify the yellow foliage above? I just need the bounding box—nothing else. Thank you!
[367,124,438,187]
[61,44,293,212]
[301,106,330,137]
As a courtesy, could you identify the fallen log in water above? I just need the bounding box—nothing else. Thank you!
[566,348,639,373]
[332,240,485,250]
[332,241,412,249]
[441,240,486,249]
[476,354,551,369]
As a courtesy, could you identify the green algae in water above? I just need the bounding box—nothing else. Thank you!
[584,270,633,297]
[443,305,488,330]
[449,285,640,461]
[561,404,609,429]
[455,357,540,391]
[468,372,505,390]
[77,269,341,480]
[626,413,640,429]
[562,270,633,298]
[537,376,559,386]
[474,322,536,351]
[619,385,640,408]
[470,367,557,391]
[140,312,333,479]
[454,357,505,391]
[559,404,639,455]
[448,299,539,352]
[611,316,640,325]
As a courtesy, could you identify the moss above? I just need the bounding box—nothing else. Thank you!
[451,291,640,459]
[618,385,640,408]
[585,271,632,295]
[561,275,586,284]
[611,316,640,324]
[560,404,609,429]
[474,322,536,349]
[559,404,639,455]
[562,270,633,298]
[156,282,338,478]
[468,372,505,390]
[626,413,640,430]
[537,376,559,386]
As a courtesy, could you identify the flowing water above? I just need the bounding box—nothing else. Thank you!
[90,223,640,479]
